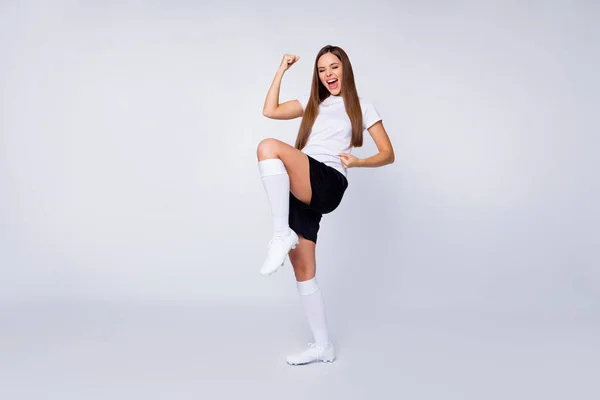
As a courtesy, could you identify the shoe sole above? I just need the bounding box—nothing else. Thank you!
[286,358,336,366]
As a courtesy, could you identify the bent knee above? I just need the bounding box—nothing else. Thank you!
[256,138,281,159]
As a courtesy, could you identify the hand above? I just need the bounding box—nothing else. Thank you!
[279,53,299,72]
[339,153,360,169]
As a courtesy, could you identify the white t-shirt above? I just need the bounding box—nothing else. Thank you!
[297,94,382,177]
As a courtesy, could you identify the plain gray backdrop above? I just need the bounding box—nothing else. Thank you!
[1,0,598,399]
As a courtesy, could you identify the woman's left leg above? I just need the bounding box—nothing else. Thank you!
[286,236,335,365]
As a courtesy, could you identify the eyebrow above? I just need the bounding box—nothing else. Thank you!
[318,63,339,69]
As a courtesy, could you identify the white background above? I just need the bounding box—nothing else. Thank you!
[1,1,598,398]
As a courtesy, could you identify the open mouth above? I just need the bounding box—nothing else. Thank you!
[327,78,339,90]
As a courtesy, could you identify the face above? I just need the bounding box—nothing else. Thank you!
[317,52,343,96]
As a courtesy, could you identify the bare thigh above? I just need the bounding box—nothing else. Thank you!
[288,235,316,281]
[256,138,312,205]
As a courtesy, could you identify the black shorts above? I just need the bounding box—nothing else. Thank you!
[289,155,349,244]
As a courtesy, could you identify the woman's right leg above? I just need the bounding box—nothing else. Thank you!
[256,138,312,205]
[286,236,335,365]
[256,138,312,275]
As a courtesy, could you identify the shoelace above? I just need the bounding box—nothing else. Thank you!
[288,343,330,363]
[307,342,324,359]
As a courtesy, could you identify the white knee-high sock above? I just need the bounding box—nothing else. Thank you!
[297,277,330,348]
[258,158,291,237]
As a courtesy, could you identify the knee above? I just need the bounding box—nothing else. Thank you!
[256,138,280,160]
[291,261,315,282]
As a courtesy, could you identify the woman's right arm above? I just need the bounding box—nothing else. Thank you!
[262,54,304,120]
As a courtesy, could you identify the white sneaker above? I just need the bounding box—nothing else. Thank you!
[286,342,336,365]
[260,230,299,276]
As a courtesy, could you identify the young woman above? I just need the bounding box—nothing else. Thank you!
[257,45,395,365]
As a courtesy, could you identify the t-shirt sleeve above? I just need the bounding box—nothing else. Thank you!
[362,101,382,130]
[296,94,310,111]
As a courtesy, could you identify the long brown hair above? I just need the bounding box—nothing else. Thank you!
[295,45,364,150]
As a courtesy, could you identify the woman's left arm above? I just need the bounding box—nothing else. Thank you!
[340,121,395,168]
